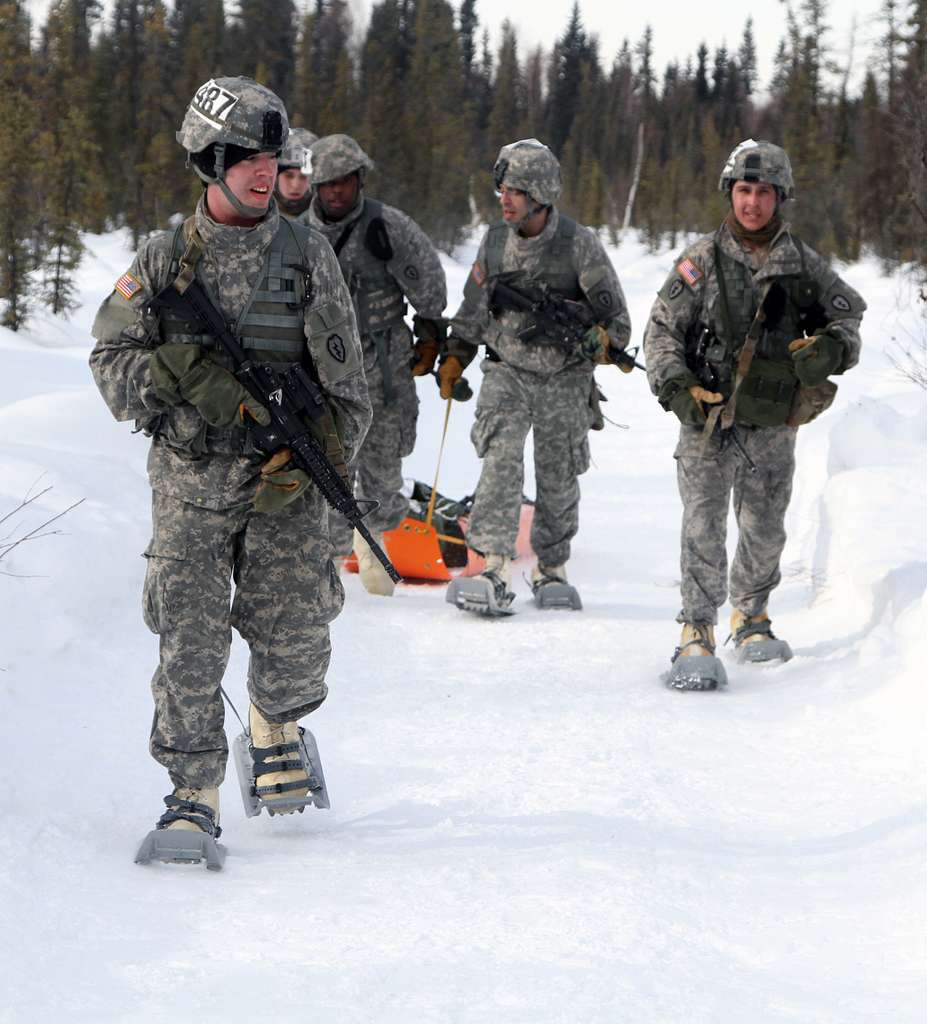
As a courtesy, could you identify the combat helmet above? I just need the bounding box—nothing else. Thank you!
[493,139,561,207]
[718,139,795,200]
[308,134,374,187]
[177,76,288,218]
[279,127,319,174]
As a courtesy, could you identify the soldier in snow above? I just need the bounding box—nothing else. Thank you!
[274,126,317,220]
[89,78,371,860]
[442,139,633,616]
[644,139,866,690]
[303,133,448,596]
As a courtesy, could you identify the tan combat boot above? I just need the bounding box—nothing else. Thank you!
[729,607,793,663]
[676,622,716,658]
[163,786,220,835]
[249,703,309,811]
[730,607,771,649]
[531,562,567,587]
[353,527,395,597]
[483,552,512,586]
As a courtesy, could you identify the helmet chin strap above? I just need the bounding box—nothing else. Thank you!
[506,198,548,233]
[211,141,270,220]
[217,176,268,219]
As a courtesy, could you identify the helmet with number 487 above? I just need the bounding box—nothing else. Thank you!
[176,75,288,217]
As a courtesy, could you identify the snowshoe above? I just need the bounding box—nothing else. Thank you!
[135,788,225,870]
[729,609,793,665]
[663,623,728,691]
[446,571,516,616]
[530,564,582,611]
[233,716,330,819]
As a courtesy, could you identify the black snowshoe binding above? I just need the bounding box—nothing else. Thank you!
[730,617,793,665]
[664,624,728,691]
[531,568,582,611]
[135,793,225,871]
[233,725,330,818]
[446,569,516,616]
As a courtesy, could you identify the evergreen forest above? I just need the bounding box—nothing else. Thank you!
[3,0,927,330]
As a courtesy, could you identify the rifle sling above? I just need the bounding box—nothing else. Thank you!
[701,242,774,448]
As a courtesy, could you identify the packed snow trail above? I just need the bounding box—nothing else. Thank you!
[0,231,925,1022]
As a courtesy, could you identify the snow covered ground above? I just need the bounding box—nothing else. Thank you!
[1,226,926,1023]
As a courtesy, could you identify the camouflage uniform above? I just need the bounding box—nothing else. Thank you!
[305,135,446,555]
[448,194,631,568]
[89,193,370,789]
[644,220,865,625]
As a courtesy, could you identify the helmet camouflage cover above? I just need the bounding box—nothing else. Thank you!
[308,134,374,186]
[279,127,319,173]
[176,76,288,174]
[492,138,562,206]
[718,139,795,200]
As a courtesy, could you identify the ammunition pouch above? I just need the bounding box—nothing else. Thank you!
[734,358,798,427]
[786,381,838,427]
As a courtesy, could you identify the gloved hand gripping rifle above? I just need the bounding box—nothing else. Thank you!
[148,273,402,584]
[488,271,645,371]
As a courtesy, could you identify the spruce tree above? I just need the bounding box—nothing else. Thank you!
[402,0,470,247]
[0,2,40,330]
[36,0,107,315]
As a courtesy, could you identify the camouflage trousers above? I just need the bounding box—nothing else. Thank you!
[142,488,344,789]
[675,423,797,625]
[467,360,593,567]
[329,353,419,556]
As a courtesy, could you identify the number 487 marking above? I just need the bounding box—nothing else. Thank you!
[191,80,239,126]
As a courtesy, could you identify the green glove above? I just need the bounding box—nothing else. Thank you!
[253,448,310,514]
[789,332,845,386]
[580,324,610,364]
[670,388,707,426]
[149,344,270,428]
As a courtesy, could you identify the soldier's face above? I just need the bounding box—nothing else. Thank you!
[498,185,530,224]
[224,151,278,211]
[317,172,360,221]
[731,181,778,231]
[277,168,310,202]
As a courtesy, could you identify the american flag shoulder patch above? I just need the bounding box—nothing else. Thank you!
[676,258,703,289]
[114,272,142,301]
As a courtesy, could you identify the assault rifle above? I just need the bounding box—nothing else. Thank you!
[488,271,645,372]
[149,277,401,584]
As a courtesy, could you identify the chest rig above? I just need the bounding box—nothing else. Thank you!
[484,214,583,304]
[694,233,825,428]
[159,216,313,371]
[150,216,314,454]
[333,199,407,336]
[329,198,408,403]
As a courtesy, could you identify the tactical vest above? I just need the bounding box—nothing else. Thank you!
[482,214,587,354]
[334,199,408,337]
[150,218,313,455]
[699,233,824,427]
[484,214,582,302]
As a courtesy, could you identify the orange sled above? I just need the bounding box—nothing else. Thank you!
[344,502,535,583]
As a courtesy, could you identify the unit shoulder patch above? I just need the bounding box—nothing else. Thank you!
[831,294,851,312]
[471,261,486,288]
[327,334,346,363]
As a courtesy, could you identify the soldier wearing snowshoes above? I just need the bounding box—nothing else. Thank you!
[302,133,448,597]
[643,139,866,689]
[89,78,371,867]
[442,139,632,616]
[274,126,317,220]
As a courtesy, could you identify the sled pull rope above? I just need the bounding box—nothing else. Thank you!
[220,685,248,734]
[425,398,454,528]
